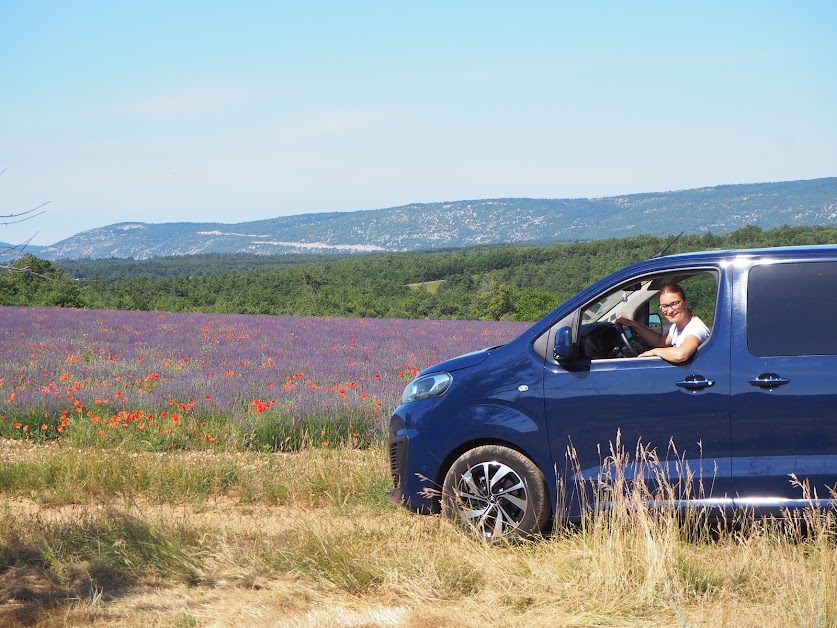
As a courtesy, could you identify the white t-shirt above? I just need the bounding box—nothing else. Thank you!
[667,316,710,347]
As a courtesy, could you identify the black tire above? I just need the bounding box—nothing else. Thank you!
[442,445,549,542]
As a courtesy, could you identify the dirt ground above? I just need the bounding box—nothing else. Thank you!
[0,565,421,627]
[0,498,452,628]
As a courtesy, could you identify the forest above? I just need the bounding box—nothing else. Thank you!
[2,225,836,321]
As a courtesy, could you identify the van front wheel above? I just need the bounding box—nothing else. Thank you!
[442,445,549,542]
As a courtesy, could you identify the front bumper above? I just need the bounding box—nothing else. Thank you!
[386,433,441,514]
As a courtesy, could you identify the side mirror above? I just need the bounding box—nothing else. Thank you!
[648,313,663,334]
[553,326,574,360]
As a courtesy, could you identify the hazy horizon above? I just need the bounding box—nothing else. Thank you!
[3,2,836,245]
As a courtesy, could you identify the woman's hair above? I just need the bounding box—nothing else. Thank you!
[659,283,686,300]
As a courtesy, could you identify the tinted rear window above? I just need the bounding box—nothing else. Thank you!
[747,261,837,357]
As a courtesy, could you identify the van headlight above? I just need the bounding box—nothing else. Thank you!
[402,372,453,404]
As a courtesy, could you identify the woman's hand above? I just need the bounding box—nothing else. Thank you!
[615,314,636,328]
[616,314,668,350]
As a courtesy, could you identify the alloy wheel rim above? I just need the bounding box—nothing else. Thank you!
[454,460,529,539]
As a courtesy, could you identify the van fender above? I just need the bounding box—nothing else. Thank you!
[431,401,553,496]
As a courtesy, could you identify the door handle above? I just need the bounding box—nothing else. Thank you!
[749,373,790,389]
[675,374,715,391]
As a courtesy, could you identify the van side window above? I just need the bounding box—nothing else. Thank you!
[747,262,837,357]
[566,269,719,362]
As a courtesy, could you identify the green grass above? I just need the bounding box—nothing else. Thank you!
[0,446,391,508]
[406,279,446,293]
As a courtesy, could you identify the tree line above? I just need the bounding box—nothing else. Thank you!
[2,225,835,321]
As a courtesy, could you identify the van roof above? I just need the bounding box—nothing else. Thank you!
[659,243,837,262]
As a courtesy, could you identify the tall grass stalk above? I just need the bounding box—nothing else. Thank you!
[0,439,835,627]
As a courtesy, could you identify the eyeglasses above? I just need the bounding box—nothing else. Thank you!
[658,299,683,312]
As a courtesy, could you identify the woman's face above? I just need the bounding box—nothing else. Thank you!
[659,292,689,327]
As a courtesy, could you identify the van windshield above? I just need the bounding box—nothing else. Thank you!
[581,281,649,324]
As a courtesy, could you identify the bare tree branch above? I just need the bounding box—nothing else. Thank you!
[1,233,37,259]
[1,168,51,273]
[1,169,50,224]
[0,201,50,225]
[2,265,60,282]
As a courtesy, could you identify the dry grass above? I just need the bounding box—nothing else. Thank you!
[1,439,836,627]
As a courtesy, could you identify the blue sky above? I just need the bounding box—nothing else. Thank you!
[2,1,835,245]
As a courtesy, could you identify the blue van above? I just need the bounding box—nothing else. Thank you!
[388,245,837,540]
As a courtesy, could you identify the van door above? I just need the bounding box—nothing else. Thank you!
[543,269,733,517]
[730,260,837,509]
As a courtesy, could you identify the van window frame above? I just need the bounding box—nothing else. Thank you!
[537,266,720,364]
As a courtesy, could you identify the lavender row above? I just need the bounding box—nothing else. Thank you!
[1,307,530,434]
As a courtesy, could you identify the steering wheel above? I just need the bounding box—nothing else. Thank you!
[614,323,637,357]
[614,323,651,357]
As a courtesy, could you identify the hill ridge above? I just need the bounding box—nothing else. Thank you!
[35,177,837,260]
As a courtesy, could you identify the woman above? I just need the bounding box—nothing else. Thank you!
[615,283,710,363]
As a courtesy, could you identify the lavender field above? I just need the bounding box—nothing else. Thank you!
[0,306,530,449]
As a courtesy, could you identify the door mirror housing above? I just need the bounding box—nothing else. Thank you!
[553,326,574,361]
[648,313,663,334]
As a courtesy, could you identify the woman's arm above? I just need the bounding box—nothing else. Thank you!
[639,334,700,363]
[615,315,668,348]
